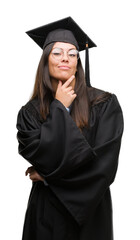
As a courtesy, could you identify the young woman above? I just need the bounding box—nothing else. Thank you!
[16,17,123,240]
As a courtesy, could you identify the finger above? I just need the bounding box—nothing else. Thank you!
[68,90,75,95]
[29,172,44,182]
[25,166,34,176]
[29,172,36,180]
[72,93,77,99]
[25,167,31,176]
[57,80,62,89]
[65,86,73,92]
[62,75,75,88]
[29,171,36,176]
[29,173,35,179]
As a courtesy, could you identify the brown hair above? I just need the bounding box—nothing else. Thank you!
[31,43,90,129]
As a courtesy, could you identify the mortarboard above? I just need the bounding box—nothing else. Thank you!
[26,16,97,87]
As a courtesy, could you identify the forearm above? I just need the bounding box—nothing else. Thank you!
[17,98,95,179]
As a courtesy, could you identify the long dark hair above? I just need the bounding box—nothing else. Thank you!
[31,43,90,129]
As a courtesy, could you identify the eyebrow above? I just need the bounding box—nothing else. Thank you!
[52,47,77,51]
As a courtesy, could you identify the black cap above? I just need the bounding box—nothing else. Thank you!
[26,16,97,87]
[43,29,79,50]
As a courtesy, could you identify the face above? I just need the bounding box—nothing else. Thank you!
[48,42,78,82]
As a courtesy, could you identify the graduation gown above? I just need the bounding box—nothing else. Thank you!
[16,87,123,240]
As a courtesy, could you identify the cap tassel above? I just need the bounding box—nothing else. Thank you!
[85,42,91,87]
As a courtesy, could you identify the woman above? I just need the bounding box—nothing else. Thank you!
[17,17,123,240]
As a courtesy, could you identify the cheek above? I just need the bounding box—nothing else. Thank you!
[48,57,58,76]
[70,62,77,76]
[71,62,77,74]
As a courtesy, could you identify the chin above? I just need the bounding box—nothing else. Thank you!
[61,76,70,82]
[58,72,73,81]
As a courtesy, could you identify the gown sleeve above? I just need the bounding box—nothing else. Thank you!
[17,99,95,176]
[16,94,123,226]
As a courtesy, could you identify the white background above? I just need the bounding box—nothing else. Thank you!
[0,0,140,239]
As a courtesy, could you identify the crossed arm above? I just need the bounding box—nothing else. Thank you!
[26,75,76,183]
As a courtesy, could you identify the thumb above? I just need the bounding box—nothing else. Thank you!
[57,80,62,88]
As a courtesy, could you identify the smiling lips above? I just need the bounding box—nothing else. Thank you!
[58,66,70,70]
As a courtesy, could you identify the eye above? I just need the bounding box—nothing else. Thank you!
[52,48,62,56]
[53,52,61,56]
[68,49,79,58]
[69,53,76,57]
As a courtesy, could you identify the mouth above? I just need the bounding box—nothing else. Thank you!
[58,66,70,70]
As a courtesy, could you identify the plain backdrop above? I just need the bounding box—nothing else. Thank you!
[0,0,140,239]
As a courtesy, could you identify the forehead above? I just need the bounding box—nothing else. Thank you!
[53,42,76,50]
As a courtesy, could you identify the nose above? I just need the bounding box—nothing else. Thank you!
[61,51,69,62]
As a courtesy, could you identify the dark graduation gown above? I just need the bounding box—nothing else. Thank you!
[16,87,123,240]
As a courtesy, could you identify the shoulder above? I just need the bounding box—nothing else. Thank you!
[19,97,44,123]
[87,87,123,118]
[23,97,40,113]
[87,86,112,106]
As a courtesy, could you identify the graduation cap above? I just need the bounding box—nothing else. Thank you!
[26,16,97,87]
